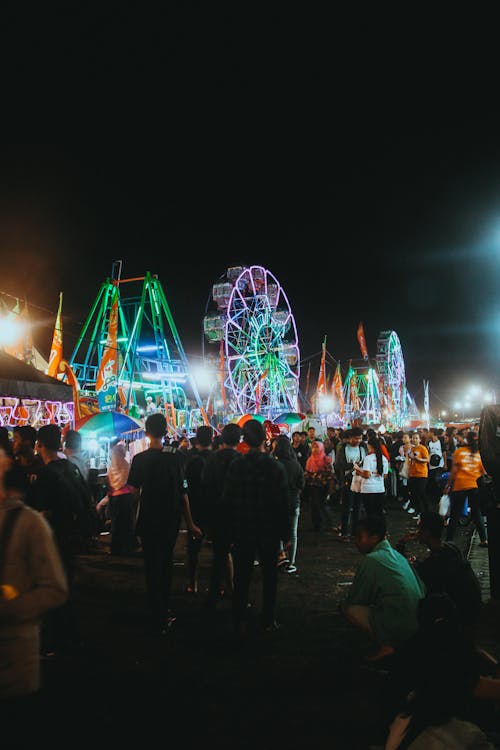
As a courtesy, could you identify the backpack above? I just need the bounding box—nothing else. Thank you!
[441,543,482,626]
[49,460,95,553]
[479,405,500,479]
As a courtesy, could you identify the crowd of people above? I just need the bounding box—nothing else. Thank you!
[1,417,499,748]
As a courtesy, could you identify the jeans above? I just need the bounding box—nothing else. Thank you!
[408,477,428,514]
[206,535,232,605]
[447,489,487,543]
[231,540,280,629]
[140,526,179,624]
[308,484,333,531]
[288,504,300,565]
[340,487,363,536]
[109,492,136,555]
[361,492,385,518]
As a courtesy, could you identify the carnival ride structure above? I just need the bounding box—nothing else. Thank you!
[314,327,418,429]
[203,265,300,421]
[68,264,207,435]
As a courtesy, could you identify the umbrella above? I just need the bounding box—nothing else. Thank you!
[237,413,267,427]
[75,411,145,439]
[273,412,306,425]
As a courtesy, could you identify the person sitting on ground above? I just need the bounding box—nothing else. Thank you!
[341,515,426,661]
[396,512,482,634]
[384,593,496,750]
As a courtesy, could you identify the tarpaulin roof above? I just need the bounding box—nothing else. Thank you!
[0,350,73,401]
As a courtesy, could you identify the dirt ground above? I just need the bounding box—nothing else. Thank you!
[20,496,500,749]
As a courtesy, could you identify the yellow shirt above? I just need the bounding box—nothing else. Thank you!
[452,447,485,491]
[408,444,429,478]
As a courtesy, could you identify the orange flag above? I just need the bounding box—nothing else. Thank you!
[316,337,327,398]
[333,363,345,417]
[96,287,119,411]
[47,293,63,378]
[357,321,369,360]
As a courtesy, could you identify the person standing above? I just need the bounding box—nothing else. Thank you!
[407,433,430,521]
[184,425,213,594]
[426,427,446,509]
[106,441,137,556]
[273,435,305,574]
[222,420,290,635]
[30,424,93,656]
[353,436,388,519]
[63,429,90,482]
[445,431,488,546]
[0,452,68,737]
[305,440,334,532]
[201,423,241,608]
[127,413,201,634]
[335,427,366,540]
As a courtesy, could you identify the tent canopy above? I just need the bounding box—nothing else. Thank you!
[0,350,73,402]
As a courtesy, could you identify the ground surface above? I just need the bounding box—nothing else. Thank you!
[13,497,500,749]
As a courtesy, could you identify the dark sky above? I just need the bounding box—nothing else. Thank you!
[1,17,500,413]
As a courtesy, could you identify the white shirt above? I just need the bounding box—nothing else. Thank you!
[428,439,444,469]
[359,452,388,494]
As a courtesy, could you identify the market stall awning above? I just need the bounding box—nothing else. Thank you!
[0,350,73,402]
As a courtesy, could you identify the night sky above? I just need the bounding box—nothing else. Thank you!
[1,18,499,414]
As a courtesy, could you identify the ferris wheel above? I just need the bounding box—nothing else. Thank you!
[203,265,300,417]
[376,330,408,427]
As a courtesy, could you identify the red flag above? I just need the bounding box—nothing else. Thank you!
[357,321,369,360]
[333,363,345,417]
[47,292,63,378]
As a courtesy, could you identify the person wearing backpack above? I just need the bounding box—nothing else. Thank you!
[397,512,482,632]
[127,413,202,635]
[335,427,366,540]
[30,424,91,657]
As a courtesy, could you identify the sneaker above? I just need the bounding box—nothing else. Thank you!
[408,507,415,514]
[412,514,421,522]
[263,620,281,633]
[402,500,410,511]
[286,564,297,573]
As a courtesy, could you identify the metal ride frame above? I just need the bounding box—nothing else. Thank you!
[68,262,206,435]
[203,265,300,420]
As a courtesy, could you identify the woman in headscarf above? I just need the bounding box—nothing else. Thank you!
[305,440,334,532]
[106,441,137,556]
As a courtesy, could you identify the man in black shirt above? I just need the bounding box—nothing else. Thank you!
[223,420,290,635]
[128,413,201,634]
[184,425,213,594]
[201,423,241,608]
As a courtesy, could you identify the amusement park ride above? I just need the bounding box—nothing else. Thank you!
[203,265,300,422]
[68,261,208,435]
[0,260,421,436]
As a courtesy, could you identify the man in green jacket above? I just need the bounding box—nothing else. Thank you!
[341,514,426,661]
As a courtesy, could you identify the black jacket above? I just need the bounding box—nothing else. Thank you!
[222,450,291,545]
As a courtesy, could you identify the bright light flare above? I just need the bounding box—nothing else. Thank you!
[192,364,216,394]
[0,317,25,346]
[318,394,334,413]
